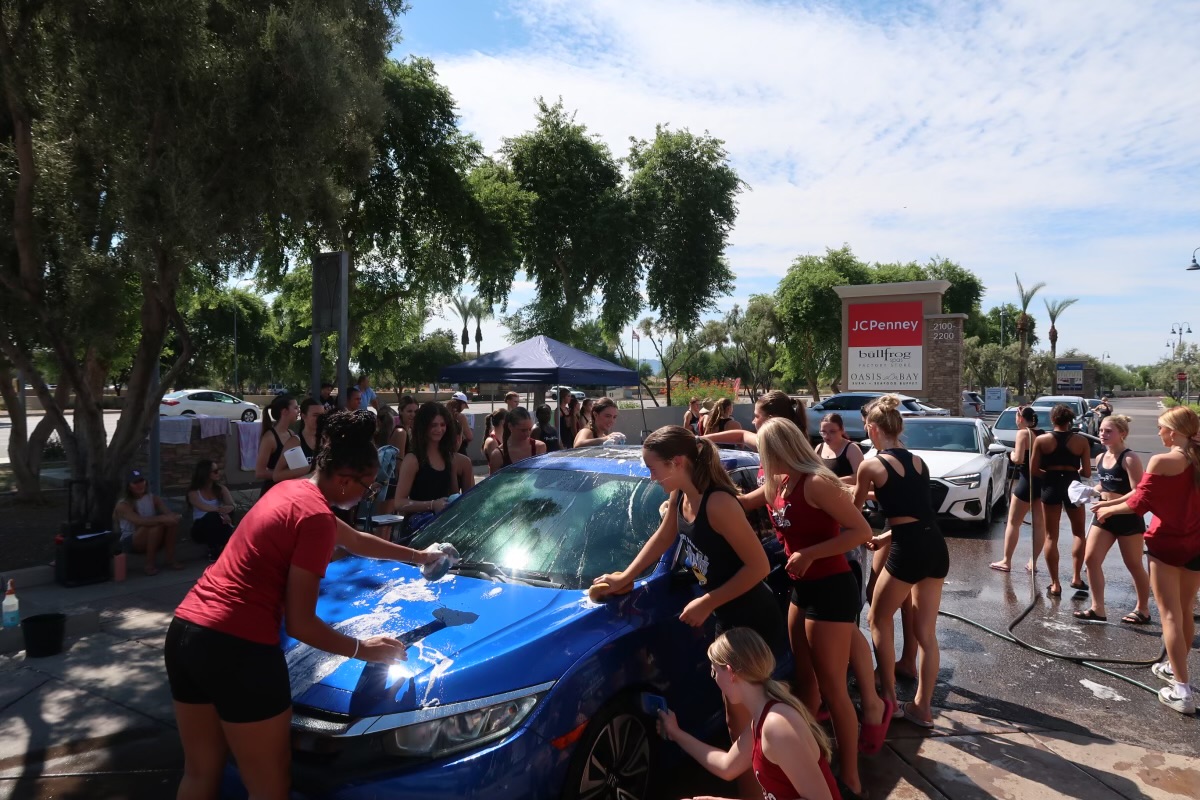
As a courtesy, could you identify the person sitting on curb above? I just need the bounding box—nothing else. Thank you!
[115,469,183,575]
[187,460,236,562]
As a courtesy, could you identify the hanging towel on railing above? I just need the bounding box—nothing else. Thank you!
[197,415,229,440]
[159,417,193,445]
[235,421,260,471]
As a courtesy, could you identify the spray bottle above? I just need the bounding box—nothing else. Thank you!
[1,580,18,628]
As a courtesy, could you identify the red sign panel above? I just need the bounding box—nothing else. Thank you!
[1178,372,1188,381]
[847,302,924,346]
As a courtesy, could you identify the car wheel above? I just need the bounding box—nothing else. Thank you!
[561,700,653,800]
[978,482,994,530]
[241,409,257,422]
[181,410,196,416]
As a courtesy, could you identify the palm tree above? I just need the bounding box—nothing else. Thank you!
[1043,297,1079,360]
[472,299,493,357]
[1015,273,1046,397]
[450,294,472,355]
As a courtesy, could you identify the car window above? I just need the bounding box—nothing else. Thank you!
[408,468,668,589]
[902,423,979,452]
[901,400,923,414]
[820,397,842,410]
[190,392,214,402]
[164,390,188,400]
[994,410,1017,430]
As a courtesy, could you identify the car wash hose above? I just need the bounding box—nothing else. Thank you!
[939,431,1165,696]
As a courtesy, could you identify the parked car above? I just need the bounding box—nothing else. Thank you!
[864,417,1008,528]
[160,389,260,422]
[808,392,926,442]
[223,447,793,800]
[916,402,950,416]
[1031,395,1096,435]
[550,385,587,401]
[962,390,985,417]
[990,407,1105,458]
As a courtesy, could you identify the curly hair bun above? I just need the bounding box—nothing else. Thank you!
[875,394,901,412]
[325,410,376,444]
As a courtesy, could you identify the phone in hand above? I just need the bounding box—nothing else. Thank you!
[639,692,668,716]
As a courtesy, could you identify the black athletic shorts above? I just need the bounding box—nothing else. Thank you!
[1013,472,1042,504]
[164,617,291,723]
[713,582,787,656]
[1040,470,1079,507]
[790,570,861,623]
[1092,512,1146,537]
[885,520,949,584]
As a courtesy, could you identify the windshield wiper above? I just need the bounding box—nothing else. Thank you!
[449,560,565,589]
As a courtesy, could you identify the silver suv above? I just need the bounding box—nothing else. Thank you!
[808,392,926,442]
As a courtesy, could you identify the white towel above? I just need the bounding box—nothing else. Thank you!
[159,417,193,445]
[235,421,260,471]
[198,415,229,439]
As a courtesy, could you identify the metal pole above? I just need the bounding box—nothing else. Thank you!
[149,359,161,496]
[233,305,238,397]
[336,252,349,408]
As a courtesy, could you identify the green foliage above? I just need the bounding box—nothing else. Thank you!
[978,303,1037,348]
[629,126,741,334]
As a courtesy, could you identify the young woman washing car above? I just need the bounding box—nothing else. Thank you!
[592,426,785,799]
[166,412,449,799]
[1030,403,1092,597]
[990,406,1046,575]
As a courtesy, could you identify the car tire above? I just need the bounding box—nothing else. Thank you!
[561,698,654,800]
[181,410,196,416]
[241,409,257,422]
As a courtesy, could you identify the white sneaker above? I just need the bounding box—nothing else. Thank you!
[1158,686,1196,715]
[1151,661,1174,684]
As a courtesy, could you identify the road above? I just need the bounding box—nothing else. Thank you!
[0,411,123,466]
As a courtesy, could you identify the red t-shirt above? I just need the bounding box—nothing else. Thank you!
[1127,466,1200,567]
[175,479,338,645]
[770,475,850,580]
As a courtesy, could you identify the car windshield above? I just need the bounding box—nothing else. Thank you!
[901,400,924,413]
[901,423,979,452]
[408,467,667,590]
[993,408,1053,431]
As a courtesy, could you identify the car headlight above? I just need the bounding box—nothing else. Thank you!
[386,692,544,759]
[944,472,981,489]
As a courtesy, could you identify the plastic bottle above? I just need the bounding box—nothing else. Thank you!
[2,580,18,628]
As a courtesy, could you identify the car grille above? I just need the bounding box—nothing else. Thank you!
[929,481,949,513]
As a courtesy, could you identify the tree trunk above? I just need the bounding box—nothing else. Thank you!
[807,377,821,403]
[1049,325,1058,360]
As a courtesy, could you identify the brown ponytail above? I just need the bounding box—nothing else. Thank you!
[643,425,739,497]
[756,390,807,436]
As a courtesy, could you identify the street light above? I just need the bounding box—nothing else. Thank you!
[1170,322,1192,351]
[1188,247,1200,271]
[1100,351,1110,394]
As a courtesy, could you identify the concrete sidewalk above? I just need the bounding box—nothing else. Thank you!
[0,562,1195,799]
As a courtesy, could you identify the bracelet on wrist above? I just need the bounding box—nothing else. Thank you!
[351,638,360,660]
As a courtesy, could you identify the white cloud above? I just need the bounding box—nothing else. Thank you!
[417,0,1200,364]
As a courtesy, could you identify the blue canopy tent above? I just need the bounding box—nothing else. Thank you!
[438,335,648,439]
[438,335,638,387]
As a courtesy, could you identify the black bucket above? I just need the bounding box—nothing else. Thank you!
[21,613,66,658]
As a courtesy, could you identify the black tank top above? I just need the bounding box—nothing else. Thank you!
[1015,427,1044,478]
[822,441,854,478]
[260,428,284,495]
[873,449,935,521]
[1096,449,1134,493]
[411,459,454,501]
[299,430,318,470]
[1042,430,1081,470]
[676,488,742,592]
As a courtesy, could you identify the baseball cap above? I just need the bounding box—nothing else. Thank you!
[451,392,470,405]
[128,469,146,483]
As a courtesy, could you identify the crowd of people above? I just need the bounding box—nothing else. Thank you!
[156,381,1200,800]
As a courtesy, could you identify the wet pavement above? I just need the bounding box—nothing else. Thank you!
[1,398,1196,799]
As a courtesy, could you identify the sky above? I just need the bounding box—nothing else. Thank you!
[396,0,1200,368]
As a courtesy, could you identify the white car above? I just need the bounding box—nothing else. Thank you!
[160,389,260,422]
[916,402,950,416]
[864,417,1008,528]
[550,385,586,401]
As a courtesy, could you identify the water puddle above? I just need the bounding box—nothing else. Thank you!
[1079,679,1128,702]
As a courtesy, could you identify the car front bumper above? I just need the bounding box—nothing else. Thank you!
[931,478,990,521]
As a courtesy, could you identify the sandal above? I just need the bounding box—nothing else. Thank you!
[1073,609,1107,622]
[858,698,895,755]
[1121,611,1152,625]
[1047,584,1062,597]
[989,562,1011,573]
[1070,580,1089,591]
[897,701,934,728]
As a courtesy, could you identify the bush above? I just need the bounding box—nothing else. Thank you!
[42,435,66,462]
[669,379,736,407]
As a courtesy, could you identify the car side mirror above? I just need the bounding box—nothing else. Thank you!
[987,443,1010,455]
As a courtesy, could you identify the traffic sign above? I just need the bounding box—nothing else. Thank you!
[1177,372,1188,381]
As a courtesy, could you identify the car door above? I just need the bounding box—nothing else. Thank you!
[979,424,1006,494]
[212,392,243,419]
[185,391,216,414]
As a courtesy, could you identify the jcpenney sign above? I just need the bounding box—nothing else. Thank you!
[847,301,923,391]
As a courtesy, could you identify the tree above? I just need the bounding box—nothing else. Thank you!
[715,296,781,400]
[628,126,742,335]
[775,246,872,400]
[1043,297,1078,360]
[1014,274,1046,397]
[637,319,707,406]
[451,295,473,355]
[979,303,1037,348]
[0,0,402,506]
[473,300,493,357]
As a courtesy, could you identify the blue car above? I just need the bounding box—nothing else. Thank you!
[224,446,790,799]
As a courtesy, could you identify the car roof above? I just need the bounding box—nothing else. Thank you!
[1032,396,1085,404]
[903,416,978,425]
[514,444,761,478]
[827,392,917,400]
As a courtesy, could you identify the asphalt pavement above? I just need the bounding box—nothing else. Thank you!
[1,396,1196,799]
